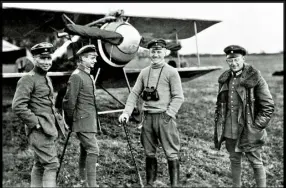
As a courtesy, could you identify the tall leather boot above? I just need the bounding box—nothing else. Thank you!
[86,153,98,187]
[79,144,87,183]
[30,164,44,187]
[146,157,158,186]
[231,161,242,187]
[168,159,180,187]
[42,169,57,187]
[254,167,266,188]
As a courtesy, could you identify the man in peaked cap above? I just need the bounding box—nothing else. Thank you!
[146,38,167,49]
[224,45,247,56]
[119,38,184,187]
[63,44,100,187]
[75,44,98,56]
[214,45,274,187]
[12,42,66,187]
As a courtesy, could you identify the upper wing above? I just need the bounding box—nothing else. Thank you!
[129,16,220,40]
[3,6,220,41]
[2,7,105,39]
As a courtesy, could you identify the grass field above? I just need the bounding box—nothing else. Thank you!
[2,54,283,187]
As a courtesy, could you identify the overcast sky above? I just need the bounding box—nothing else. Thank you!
[3,3,284,54]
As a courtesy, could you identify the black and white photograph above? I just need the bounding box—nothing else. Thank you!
[2,2,283,187]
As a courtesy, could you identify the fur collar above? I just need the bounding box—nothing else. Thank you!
[218,63,261,88]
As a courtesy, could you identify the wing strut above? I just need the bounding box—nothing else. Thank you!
[122,68,132,93]
[97,85,126,107]
[94,67,101,83]
[92,67,133,115]
[175,33,181,68]
[194,21,201,66]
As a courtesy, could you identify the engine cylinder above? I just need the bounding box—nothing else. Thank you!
[97,21,141,68]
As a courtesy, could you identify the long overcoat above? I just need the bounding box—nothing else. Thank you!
[214,63,274,152]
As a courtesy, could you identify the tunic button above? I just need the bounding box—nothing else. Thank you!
[248,113,250,114]
[232,82,235,84]
[231,110,233,112]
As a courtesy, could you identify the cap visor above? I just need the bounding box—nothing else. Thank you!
[150,46,164,50]
[38,53,52,58]
[226,53,242,58]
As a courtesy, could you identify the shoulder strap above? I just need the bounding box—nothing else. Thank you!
[146,66,152,87]
[155,66,164,89]
[146,65,165,89]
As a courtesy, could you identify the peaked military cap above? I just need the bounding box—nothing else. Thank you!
[147,38,167,49]
[224,45,247,58]
[31,42,54,56]
[76,44,98,56]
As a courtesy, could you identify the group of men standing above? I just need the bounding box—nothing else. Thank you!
[12,38,274,187]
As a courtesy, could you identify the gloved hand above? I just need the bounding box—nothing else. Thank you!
[118,113,129,124]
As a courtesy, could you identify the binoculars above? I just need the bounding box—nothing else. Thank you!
[142,86,159,101]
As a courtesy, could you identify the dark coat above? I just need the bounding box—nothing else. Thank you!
[12,67,66,138]
[214,64,274,152]
[62,65,98,132]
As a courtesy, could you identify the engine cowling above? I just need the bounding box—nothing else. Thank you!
[97,21,141,68]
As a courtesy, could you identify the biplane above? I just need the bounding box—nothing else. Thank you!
[2,3,222,116]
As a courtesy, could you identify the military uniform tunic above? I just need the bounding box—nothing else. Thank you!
[12,66,66,181]
[224,75,242,139]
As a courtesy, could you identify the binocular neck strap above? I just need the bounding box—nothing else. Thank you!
[146,65,165,89]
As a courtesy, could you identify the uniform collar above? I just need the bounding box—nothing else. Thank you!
[33,66,48,76]
[231,64,245,77]
[231,69,242,78]
[78,64,91,74]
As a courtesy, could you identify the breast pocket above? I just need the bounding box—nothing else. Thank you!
[81,78,95,93]
[34,81,50,97]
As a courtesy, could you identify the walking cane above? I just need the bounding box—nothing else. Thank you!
[122,120,144,188]
[56,130,72,180]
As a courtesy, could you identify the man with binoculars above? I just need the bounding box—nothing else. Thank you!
[119,38,184,187]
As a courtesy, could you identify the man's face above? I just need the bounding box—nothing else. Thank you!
[226,55,245,72]
[34,55,52,72]
[149,48,166,64]
[81,52,98,68]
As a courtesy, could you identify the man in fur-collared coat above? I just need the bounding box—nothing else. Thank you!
[214,45,274,187]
